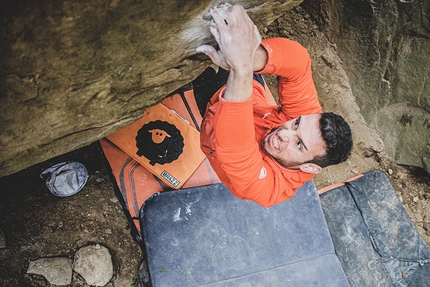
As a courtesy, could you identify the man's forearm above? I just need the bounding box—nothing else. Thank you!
[222,69,253,102]
[222,45,267,102]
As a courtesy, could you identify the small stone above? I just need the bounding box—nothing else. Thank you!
[27,257,73,286]
[388,169,393,175]
[73,244,113,286]
[413,196,419,203]
[105,229,112,235]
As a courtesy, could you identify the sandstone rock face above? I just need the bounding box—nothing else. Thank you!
[0,0,301,177]
[1,0,429,176]
[303,0,430,171]
[264,6,385,185]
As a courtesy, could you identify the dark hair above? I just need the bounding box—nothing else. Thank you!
[309,112,353,168]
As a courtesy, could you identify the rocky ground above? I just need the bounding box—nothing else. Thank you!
[0,139,429,287]
[0,142,143,287]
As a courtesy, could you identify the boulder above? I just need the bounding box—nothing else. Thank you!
[0,0,302,177]
[1,0,429,176]
[303,0,430,171]
[265,5,384,184]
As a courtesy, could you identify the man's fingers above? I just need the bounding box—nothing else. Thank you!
[196,45,231,69]
[210,3,233,30]
[196,45,220,63]
[203,4,258,71]
[210,6,226,29]
[210,20,221,44]
[196,45,215,55]
[228,5,246,25]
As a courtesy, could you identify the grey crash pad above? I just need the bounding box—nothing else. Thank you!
[320,170,430,287]
[139,181,349,286]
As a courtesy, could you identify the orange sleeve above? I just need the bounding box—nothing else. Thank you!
[260,38,322,118]
[214,90,312,208]
[214,94,280,207]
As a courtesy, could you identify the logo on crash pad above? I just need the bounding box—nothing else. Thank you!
[135,120,184,166]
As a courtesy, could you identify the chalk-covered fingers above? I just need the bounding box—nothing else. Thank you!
[209,4,261,71]
[210,20,221,47]
[196,4,262,71]
[210,3,232,29]
[196,45,230,70]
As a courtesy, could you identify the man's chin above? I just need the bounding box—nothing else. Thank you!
[268,155,301,170]
[279,161,300,170]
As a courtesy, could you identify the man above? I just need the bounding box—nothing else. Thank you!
[195,4,352,207]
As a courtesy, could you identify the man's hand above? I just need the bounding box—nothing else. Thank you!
[197,4,264,102]
[196,44,231,70]
[197,4,261,71]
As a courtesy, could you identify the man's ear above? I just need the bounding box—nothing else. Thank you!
[299,163,322,174]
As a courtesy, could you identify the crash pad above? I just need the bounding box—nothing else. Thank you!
[106,96,205,189]
[319,170,430,287]
[139,181,349,286]
[100,90,220,243]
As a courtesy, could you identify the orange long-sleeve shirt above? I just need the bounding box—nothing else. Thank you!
[200,38,322,208]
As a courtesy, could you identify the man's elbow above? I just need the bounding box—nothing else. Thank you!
[229,187,276,208]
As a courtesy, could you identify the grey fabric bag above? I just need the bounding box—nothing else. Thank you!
[40,161,89,197]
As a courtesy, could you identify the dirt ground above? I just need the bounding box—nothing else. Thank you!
[1,139,429,287]
[0,142,143,287]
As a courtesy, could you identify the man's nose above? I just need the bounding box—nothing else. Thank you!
[278,129,296,141]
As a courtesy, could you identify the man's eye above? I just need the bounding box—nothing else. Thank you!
[294,119,299,129]
[297,141,302,150]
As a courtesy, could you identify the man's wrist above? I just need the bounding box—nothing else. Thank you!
[222,69,253,102]
[253,45,268,72]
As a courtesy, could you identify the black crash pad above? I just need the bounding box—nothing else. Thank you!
[140,181,349,286]
[320,170,430,287]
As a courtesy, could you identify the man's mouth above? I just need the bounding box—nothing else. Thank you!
[271,133,280,151]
